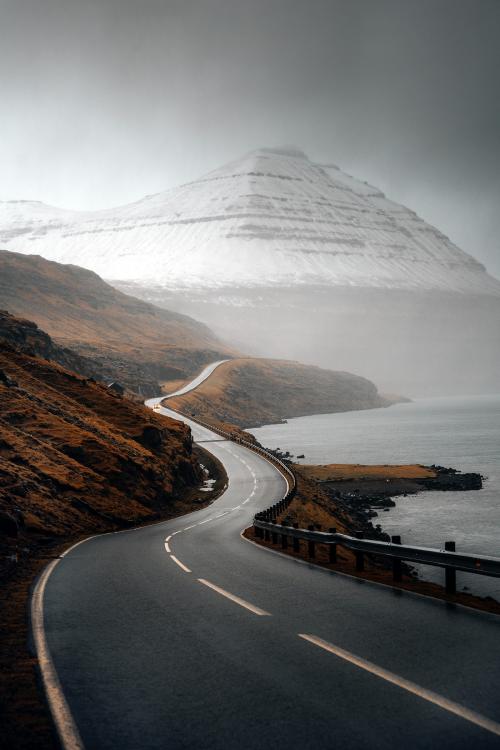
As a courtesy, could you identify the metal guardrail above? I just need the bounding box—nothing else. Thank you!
[160,397,500,598]
[159,402,297,500]
[252,517,500,595]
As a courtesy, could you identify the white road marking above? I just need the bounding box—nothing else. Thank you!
[298,634,500,737]
[164,542,171,553]
[165,535,172,542]
[170,555,191,573]
[198,579,271,616]
[183,524,197,531]
[32,559,85,750]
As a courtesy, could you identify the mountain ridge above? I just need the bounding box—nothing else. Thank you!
[0,250,233,395]
[1,147,498,296]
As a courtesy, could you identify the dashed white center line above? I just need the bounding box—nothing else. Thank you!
[298,634,500,737]
[163,441,265,578]
[170,555,191,573]
[198,579,271,616]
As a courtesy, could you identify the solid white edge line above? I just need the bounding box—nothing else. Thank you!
[31,560,85,750]
[170,555,191,573]
[298,634,500,737]
[29,362,236,750]
[198,578,271,616]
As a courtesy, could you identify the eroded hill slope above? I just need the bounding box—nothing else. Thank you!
[0,250,233,394]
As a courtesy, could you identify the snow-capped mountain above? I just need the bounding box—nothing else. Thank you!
[1,147,499,394]
[1,147,499,296]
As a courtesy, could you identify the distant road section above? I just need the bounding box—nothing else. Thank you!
[147,358,229,403]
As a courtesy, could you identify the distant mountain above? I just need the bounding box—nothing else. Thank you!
[1,148,499,393]
[0,250,232,395]
[1,147,499,295]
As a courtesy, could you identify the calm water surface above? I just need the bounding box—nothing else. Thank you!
[249,395,500,598]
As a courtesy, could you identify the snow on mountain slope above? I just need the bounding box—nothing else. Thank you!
[1,147,499,295]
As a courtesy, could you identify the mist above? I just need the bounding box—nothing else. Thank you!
[1,0,499,277]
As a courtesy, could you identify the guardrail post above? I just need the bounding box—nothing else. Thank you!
[355,531,364,571]
[281,521,288,550]
[329,528,337,563]
[391,535,402,582]
[271,522,278,545]
[307,525,315,559]
[264,526,271,542]
[293,523,300,553]
[445,541,456,595]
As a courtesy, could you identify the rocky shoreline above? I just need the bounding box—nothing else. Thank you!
[320,465,482,540]
[269,450,483,543]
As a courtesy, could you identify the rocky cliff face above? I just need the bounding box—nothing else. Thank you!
[0,330,202,544]
[0,310,106,381]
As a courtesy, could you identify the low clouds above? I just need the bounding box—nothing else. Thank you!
[1,0,499,274]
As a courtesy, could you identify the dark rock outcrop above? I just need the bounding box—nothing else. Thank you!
[0,512,19,538]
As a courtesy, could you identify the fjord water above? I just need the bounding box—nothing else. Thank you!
[249,394,500,599]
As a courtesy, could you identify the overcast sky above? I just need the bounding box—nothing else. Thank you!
[1,0,499,277]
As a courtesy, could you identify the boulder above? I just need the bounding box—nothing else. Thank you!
[138,425,166,449]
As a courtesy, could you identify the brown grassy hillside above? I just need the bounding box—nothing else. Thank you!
[0,250,233,393]
[0,341,203,549]
[167,357,391,428]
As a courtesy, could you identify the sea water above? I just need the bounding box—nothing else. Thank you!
[249,395,500,599]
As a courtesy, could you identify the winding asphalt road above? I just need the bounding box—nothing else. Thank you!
[35,363,500,750]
